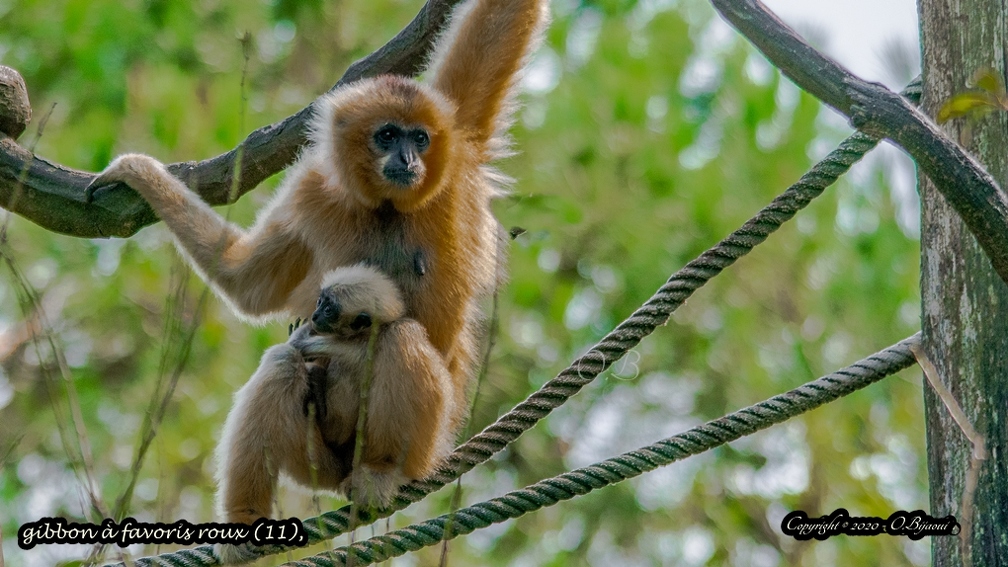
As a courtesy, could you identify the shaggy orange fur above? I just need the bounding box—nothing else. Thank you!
[91,0,547,429]
[92,0,549,535]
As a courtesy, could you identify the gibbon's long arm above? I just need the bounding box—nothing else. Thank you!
[87,154,312,316]
[428,0,548,147]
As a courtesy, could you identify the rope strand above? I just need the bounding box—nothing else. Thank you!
[295,120,890,544]
[286,334,921,566]
[101,80,921,567]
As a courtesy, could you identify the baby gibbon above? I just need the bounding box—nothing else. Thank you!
[88,0,550,428]
[215,265,454,530]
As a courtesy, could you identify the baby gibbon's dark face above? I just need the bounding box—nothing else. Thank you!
[373,123,430,187]
[311,290,373,339]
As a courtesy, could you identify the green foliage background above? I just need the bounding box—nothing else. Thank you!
[0,0,926,565]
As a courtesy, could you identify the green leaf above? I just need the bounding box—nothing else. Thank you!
[937,91,1000,123]
[972,67,1005,96]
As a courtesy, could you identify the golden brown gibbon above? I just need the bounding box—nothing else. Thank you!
[215,265,454,529]
[87,0,550,428]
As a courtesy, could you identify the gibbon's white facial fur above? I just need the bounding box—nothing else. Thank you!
[318,264,406,324]
[307,76,460,212]
[304,78,459,209]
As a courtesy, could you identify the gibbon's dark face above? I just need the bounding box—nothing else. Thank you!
[373,123,430,187]
[323,76,456,211]
[312,290,374,338]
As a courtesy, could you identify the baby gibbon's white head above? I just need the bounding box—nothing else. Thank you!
[316,264,406,333]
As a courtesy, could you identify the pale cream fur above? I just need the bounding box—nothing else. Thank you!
[214,266,454,544]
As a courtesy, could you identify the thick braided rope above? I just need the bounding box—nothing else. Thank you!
[220,130,884,564]
[105,81,921,566]
[288,81,923,546]
[285,333,921,566]
[293,110,896,537]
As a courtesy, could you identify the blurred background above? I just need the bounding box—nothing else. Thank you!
[0,0,927,565]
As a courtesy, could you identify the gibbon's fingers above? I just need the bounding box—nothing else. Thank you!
[85,153,151,203]
[288,321,312,343]
[289,317,303,336]
[82,177,123,204]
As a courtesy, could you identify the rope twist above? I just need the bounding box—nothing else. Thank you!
[288,333,921,566]
[103,81,921,567]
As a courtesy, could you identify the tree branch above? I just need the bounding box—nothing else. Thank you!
[709,0,1008,286]
[0,0,463,238]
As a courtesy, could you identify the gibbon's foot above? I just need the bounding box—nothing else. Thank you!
[346,465,407,509]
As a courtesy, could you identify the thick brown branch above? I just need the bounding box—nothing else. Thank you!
[0,66,31,140]
[710,0,1008,286]
[0,0,462,238]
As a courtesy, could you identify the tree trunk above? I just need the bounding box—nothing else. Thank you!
[918,0,1008,565]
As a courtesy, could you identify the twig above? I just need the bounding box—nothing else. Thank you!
[347,323,382,567]
[910,342,987,567]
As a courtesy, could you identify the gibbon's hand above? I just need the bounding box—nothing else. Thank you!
[287,321,314,347]
[289,326,336,362]
[288,317,303,337]
[83,177,124,204]
[84,153,162,204]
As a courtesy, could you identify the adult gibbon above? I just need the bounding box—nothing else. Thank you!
[88,0,550,426]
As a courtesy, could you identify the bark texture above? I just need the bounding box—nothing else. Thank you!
[919,0,1008,564]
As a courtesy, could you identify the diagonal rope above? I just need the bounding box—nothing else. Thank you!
[103,80,920,567]
[285,334,922,566]
[289,80,920,539]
